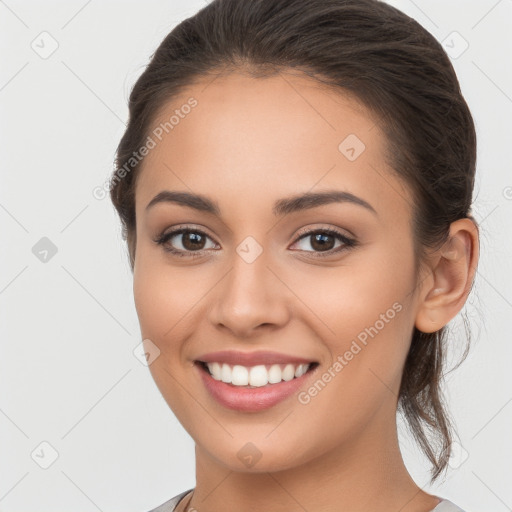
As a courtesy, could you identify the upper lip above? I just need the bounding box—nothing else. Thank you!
[195,350,317,367]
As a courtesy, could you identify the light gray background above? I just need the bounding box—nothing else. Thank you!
[1,1,511,511]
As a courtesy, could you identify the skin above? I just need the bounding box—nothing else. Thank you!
[131,70,479,512]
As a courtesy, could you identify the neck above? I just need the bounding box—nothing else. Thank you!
[185,411,440,512]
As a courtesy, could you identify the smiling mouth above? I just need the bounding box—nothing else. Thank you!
[195,360,319,388]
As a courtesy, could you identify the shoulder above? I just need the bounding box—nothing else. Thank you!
[145,491,466,512]
[146,489,194,512]
[431,498,467,511]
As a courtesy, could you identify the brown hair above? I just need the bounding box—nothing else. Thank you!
[110,0,478,482]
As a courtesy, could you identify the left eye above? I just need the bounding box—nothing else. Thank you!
[291,229,355,255]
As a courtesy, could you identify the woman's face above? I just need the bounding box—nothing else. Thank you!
[132,71,425,472]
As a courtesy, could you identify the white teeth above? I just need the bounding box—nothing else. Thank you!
[209,362,222,380]
[282,364,296,381]
[205,362,312,387]
[295,364,308,378]
[268,364,282,384]
[220,363,231,383]
[231,365,249,385]
[249,365,268,387]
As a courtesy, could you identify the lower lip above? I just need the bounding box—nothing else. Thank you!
[195,362,317,412]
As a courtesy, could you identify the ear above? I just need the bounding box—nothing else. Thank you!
[415,218,479,333]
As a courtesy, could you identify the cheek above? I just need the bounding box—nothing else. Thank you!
[289,301,413,461]
[133,245,202,342]
[133,267,168,340]
[297,240,413,340]
[303,241,416,395]
[133,255,199,416]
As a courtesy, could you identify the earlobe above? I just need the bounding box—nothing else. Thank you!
[414,218,479,334]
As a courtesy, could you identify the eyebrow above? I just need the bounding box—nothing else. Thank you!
[145,190,377,217]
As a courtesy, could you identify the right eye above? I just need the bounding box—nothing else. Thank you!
[154,227,219,257]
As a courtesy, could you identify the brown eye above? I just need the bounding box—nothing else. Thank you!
[154,228,218,256]
[291,228,357,257]
[309,232,336,251]
[180,232,207,251]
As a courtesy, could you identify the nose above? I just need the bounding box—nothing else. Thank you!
[208,251,291,338]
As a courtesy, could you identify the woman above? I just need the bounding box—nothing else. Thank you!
[110,0,479,510]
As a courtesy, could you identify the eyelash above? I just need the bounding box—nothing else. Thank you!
[153,225,358,259]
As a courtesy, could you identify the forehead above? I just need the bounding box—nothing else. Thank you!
[135,70,412,223]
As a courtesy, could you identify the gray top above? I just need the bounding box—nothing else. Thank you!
[147,489,466,511]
